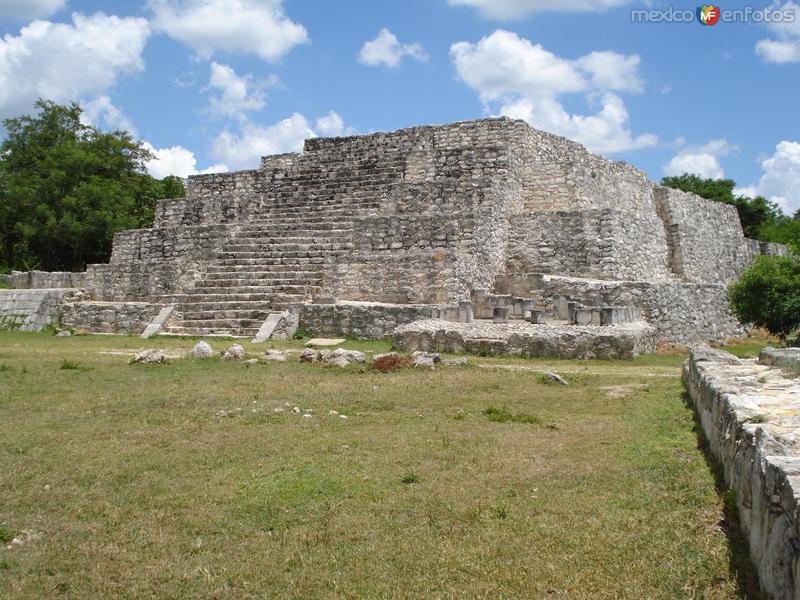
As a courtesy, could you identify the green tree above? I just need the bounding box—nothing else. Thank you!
[661,173,781,239]
[729,254,800,342]
[0,99,185,272]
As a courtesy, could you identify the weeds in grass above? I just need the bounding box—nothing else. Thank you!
[749,414,767,424]
[60,359,84,370]
[401,472,419,484]
[483,406,540,425]
[0,526,13,543]
[492,504,508,520]
[0,363,11,372]
[370,354,412,373]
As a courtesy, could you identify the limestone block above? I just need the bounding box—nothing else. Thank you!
[493,307,509,324]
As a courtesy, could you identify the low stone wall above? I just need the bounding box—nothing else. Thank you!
[299,301,457,340]
[0,289,70,331]
[393,319,657,359]
[494,273,744,345]
[61,301,165,334]
[683,347,800,600]
[9,270,85,289]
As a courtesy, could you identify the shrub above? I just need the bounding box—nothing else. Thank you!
[60,359,81,370]
[729,254,800,342]
[370,354,412,373]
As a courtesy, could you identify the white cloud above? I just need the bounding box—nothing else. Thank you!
[359,28,428,68]
[447,0,632,20]
[748,141,800,214]
[211,113,315,170]
[147,0,308,62]
[0,12,149,121]
[756,2,800,63]
[0,0,66,20]
[315,111,352,137]
[211,111,354,169]
[450,30,655,154]
[663,139,737,180]
[206,62,267,119]
[81,95,138,136]
[144,142,227,179]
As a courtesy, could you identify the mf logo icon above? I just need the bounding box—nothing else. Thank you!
[697,4,721,25]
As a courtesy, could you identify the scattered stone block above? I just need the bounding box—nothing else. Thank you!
[299,348,320,362]
[543,372,569,385]
[189,341,214,359]
[222,344,246,360]
[140,304,175,339]
[265,349,288,362]
[442,357,468,367]
[528,310,546,325]
[130,349,166,364]
[305,338,346,347]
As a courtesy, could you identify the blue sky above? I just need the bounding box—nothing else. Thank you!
[0,0,798,212]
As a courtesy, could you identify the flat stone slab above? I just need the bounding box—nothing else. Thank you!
[393,319,656,360]
[305,338,346,347]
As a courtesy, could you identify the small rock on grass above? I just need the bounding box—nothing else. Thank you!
[265,350,288,362]
[189,341,214,359]
[130,349,166,364]
[543,371,569,385]
[222,344,246,360]
[299,348,320,362]
[442,357,468,367]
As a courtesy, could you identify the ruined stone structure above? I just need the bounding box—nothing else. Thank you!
[0,118,784,354]
[684,347,800,599]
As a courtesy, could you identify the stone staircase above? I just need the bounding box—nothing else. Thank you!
[161,201,380,337]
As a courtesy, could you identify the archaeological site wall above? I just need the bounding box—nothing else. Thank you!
[0,117,785,347]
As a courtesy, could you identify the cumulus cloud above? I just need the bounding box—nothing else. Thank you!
[735,141,800,214]
[756,1,800,63]
[0,0,66,20]
[359,28,428,68]
[144,142,228,179]
[450,30,655,154]
[315,111,352,137]
[0,12,150,121]
[663,139,737,180]
[147,0,308,62]
[210,111,353,170]
[81,95,138,136]
[211,113,315,170]
[447,0,632,20]
[206,62,267,119]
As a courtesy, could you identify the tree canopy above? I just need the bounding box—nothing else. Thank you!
[729,253,800,342]
[0,100,184,272]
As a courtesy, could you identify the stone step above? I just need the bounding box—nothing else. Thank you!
[216,257,331,266]
[192,283,312,293]
[180,309,273,320]
[222,243,348,253]
[164,292,307,303]
[204,271,322,281]
[218,252,332,261]
[204,265,324,275]
[164,325,259,337]
[171,300,273,311]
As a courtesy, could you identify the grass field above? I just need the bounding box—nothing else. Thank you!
[0,332,767,599]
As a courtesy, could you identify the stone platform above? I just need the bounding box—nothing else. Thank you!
[392,319,657,359]
[684,347,800,599]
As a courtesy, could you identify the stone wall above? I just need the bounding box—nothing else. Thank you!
[684,347,800,600]
[84,224,231,301]
[494,273,745,345]
[61,301,164,334]
[9,270,85,289]
[0,289,69,331]
[299,301,457,340]
[654,186,758,283]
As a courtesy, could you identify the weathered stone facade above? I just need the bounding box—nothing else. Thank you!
[0,117,782,350]
[684,347,800,599]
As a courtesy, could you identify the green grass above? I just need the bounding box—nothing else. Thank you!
[0,331,763,599]
[483,405,541,424]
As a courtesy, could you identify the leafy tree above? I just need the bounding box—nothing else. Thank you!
[0,99,185,272]
[729,253,800,342]
[661,173,782,239]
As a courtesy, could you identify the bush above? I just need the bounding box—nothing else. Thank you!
[729,254,800,341]
[370,354,412,373]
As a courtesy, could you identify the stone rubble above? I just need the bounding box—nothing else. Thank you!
[221,344,246,360]
[189,341,215,359]
[130,349,167,364]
